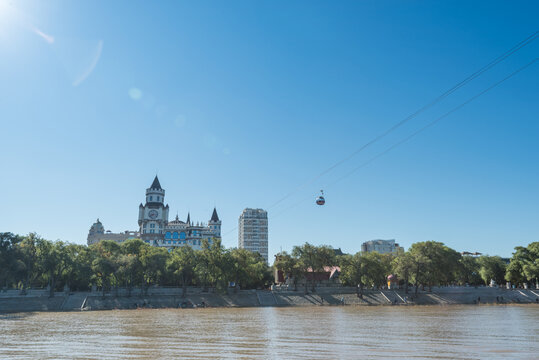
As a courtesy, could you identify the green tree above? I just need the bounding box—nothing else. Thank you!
[91,240,121,297]
[62,244,89,291]
[361,252,391,289]
[36,239,72,297]
[477,256,506,285]
[118,239,147,296]
[292,243,335,293]
[195,238,230,292]
[340,253,367,297]
[140,245,168,294]
[391,251,414,293]
[69,245,94,291]
[15,233,39,293]
[274,251,302,291]
[408,242,431,294]
[408,241,460,293]
[229,248,268,292]
[505,242,539,287]
[167,245,197,297]
[0,232,23,289]
[456,255,482,286]
[522,242,539,286]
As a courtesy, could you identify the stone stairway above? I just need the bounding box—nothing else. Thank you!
[256,291,276,306]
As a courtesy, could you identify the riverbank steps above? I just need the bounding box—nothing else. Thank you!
[0,287,537,313]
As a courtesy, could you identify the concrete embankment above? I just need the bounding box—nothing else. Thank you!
[0,287,538,313]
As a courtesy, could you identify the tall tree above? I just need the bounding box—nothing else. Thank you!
[119,239,147,296]
[361,252,391,289]
[0,232,22,289]
[408,241,460,293]
[167,246,197,297]
[392,252,414,293]
[340,253,367,297]
[292,243,335,293]
[229,248,268,292]
[477,256,506,285]
[36,239,72,297]
[457,255,482,286]
[274,251,302,291]
[16,233,39,293]
[505,242,539,287]
[522,242,539,287]
[90,240,121,297]
[140,245,168,294]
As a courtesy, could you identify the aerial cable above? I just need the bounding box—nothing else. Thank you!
[265,30,538,211]
[224,58,537,236]
[267,58,538,222]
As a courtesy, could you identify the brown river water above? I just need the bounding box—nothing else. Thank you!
[1,305,538,359]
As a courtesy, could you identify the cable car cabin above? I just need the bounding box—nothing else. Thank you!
[316,196,325,205]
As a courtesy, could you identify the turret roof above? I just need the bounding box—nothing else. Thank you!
[150,176,162,190]
[210,207,220,222]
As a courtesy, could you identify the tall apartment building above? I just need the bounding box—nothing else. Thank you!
[238,208,268,263]
[361,239,403,254]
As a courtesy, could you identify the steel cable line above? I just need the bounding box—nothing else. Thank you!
[222,32,538,238]
[265,30,538,211]
[223,58,538,236]
[266,58,538,223]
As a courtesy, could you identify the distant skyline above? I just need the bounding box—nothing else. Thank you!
[1,1,538,258]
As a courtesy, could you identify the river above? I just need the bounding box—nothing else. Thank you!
[1,305,538,359]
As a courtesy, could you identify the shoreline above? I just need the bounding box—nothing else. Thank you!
[1,286,538,313]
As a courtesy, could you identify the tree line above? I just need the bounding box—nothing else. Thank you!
[0,233,271,297]
[275,241,538,295]
[1,232,537,298]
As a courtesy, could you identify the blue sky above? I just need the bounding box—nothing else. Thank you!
[0,0,537,259]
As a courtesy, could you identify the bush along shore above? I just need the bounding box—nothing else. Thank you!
[0,232,538,313]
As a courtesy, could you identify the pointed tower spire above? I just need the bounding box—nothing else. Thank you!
[150,176,162,190]
[186,212,191,225]
[210,207,220,222]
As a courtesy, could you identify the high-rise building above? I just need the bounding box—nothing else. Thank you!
[361,239,403,254]
[238,208,268,263]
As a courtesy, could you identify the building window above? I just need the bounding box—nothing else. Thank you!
[150,230,154,234]
[150,196,153,201]
[172,232,179,239]
[157,196,160,201]
[180,232,186,240]
[165,232,171,239]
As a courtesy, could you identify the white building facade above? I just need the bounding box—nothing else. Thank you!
[87,176,221,251]
[361,239,403,254]
[238,208,268,263]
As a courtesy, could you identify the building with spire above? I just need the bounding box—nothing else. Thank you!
[87,176,221,250]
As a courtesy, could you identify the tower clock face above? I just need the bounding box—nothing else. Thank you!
[148,210,158,219]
